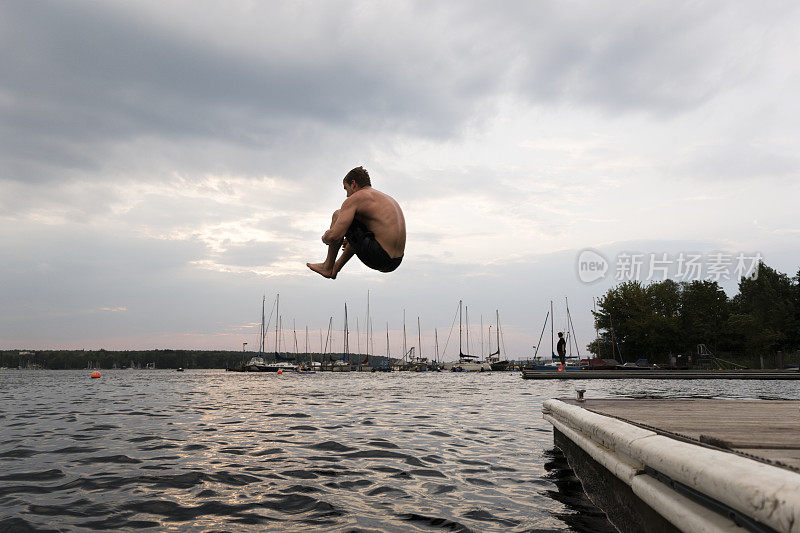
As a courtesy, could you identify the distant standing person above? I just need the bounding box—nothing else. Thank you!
[307,167,406,279]
[557,332,566,367]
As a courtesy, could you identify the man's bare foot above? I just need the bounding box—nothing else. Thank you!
[306,262,336,279]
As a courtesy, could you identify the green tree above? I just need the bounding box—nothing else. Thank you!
[680,280,728,354]
[592,280,681,362]
[728,261,797,356]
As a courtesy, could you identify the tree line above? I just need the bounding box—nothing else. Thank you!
[589,261,800,367]
[0,349,389,370]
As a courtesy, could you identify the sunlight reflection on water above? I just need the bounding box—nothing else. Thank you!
[1,370,797,531]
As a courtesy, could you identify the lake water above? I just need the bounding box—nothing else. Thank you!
[2,370,798,532]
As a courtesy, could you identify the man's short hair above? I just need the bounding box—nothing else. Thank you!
[344,166,371,187]
[558,332,564,337]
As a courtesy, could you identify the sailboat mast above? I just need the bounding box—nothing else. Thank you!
[275,294,280,356]
[403,309,407,361]
[366,290,370,357]
[480,314,484,358]
[325,317,333,356]
[593,297,600,359]
[533,309,550,360]
[566,297,580,357]
[386,322,390,359]
[435,328,439,363]
[330,317,335,359]
[260,295,265,358]
[496,309,500,358]
[459,300,463,355]
[293,319,298,362]
[488,321,491,356]
[417,317,422,360]
[344,303,349,359]
[566,297,572,355]
[465,305,470,355]
[356,317,360,355]
[550,300,554,357]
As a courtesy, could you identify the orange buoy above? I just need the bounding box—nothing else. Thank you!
[91,370,101,378]
[276,369,283,374]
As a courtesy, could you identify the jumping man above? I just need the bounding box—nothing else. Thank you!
[306,167,405,279]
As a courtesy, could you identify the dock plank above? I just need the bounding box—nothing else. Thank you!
[563,399,800,471]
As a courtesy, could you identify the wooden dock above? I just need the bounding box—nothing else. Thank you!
[544,397,800,532]
[523,368,800,379]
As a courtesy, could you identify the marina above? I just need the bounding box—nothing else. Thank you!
[544,397,800,532]
[227,297,512,373]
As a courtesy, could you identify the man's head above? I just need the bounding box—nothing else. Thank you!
[343,166,371,196]
[558,332,564,338]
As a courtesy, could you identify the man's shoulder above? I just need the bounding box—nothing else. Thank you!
[349,188,382,205]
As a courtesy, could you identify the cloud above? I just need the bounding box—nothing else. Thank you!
[5,0,794,186]
[680,141,800,181]
[0,1,501,184]
[1,1,799,352]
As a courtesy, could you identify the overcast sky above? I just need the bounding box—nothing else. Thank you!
[2,1,799,360]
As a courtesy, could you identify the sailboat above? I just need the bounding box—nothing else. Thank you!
[293,321,315,373]
[370,322,393,372]
[246,294,297,372]
[443,300,492,372]
[407,317,433,371]
[527,299,592,371]
[245,295,269,371]
[488,309,511,371]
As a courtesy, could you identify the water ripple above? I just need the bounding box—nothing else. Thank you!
[5,370,789,530]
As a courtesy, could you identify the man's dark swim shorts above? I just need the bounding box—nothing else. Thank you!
[345,219,403,273]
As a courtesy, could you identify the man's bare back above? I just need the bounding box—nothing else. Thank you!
[307,167,405,279]
[347,187,406,258]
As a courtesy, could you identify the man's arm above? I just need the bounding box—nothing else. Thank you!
[323,197,357,244]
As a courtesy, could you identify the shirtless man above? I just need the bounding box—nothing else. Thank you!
[306,167,405,279]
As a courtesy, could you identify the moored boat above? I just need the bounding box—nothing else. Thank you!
[442,301,492,372]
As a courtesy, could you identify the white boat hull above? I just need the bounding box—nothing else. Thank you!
[442,361,492,372]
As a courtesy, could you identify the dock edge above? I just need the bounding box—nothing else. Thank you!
[543,399,800,533]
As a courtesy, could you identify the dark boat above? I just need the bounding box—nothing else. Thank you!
[490,360,511,371]
[487,310,511,370]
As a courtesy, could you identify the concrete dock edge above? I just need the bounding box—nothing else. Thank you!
[543,399,800,532]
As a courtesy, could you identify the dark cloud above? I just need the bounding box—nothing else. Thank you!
[4,1,791,184]
[0,1,497,182]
